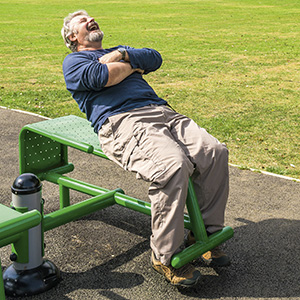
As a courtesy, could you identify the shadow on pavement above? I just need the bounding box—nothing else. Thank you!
[180,217,300,299]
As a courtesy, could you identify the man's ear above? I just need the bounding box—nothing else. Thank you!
[68,33,77,42]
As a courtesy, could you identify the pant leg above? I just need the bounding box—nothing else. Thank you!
[98,106,194,266]
[162,106,229,234]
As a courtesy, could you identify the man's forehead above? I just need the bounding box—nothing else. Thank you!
[70,14,90,26]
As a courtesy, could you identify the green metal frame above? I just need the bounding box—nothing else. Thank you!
[17,115,233,269]
[0,205,41,299]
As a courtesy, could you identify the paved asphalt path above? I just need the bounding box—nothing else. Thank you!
[0,107,299,300]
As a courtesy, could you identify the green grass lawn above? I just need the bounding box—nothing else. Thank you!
[1,0,299,179]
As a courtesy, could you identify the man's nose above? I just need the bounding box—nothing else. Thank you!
[87,17,95,23]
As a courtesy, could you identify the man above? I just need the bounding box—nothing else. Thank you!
[61,10,230,287]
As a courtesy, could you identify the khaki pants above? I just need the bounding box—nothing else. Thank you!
[98,105,229,265]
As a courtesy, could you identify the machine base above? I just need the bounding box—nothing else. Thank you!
[3,259,60,297]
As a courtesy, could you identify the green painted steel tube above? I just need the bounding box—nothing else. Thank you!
[44,173,191,228]
[38,164,75,180]
[19,128,27,174]
[114,193,152,216]
[50,164,75,174]
[92,148,110,159]
[184,214,192,230]
[44,172,123,196]
[59,184,70,208]
[43,191,116,232]
[56,176,115,196]
[171,226,234,268]
[0,233,21,248]
[114,193,192,228]
[0,210,41,241]
[185,179,208,243]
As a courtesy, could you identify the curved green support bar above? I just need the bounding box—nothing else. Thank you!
[171,226,234,268]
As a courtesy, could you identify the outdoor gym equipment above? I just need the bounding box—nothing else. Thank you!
[1,173,60,297]
[0,205,42,299]
[0,115,234,297]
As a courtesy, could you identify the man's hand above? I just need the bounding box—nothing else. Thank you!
[99,50,123,64]
[99,50,144,75]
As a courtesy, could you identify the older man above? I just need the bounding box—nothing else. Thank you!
[61,10,230,287]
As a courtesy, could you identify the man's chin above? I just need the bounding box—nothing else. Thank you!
[86,31,104,43]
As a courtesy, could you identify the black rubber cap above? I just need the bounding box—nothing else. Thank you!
[11,173,42,195]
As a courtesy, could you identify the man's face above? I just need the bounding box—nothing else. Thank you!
[69,15,104,46]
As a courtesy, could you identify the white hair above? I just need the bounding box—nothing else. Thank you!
[61,10,89,52]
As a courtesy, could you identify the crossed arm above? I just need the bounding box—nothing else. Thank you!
[99,50,144,87]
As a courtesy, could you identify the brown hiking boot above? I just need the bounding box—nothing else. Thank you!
[185,231,231,267]
[201,246,231,267]
[151,252,201,287]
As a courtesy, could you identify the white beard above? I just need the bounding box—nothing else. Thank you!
[85,30,104,43]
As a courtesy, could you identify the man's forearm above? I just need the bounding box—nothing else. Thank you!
[104,62,136,87]
[126,48,162,74]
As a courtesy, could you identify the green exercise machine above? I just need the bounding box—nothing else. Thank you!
[0,115,233,297]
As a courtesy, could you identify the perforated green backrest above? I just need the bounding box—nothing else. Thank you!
[19,115,108,174]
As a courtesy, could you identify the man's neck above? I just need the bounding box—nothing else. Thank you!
[77,42,103,52]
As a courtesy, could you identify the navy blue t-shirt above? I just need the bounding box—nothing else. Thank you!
[62,46,167,133]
